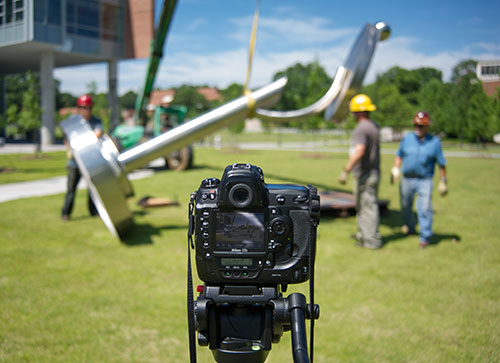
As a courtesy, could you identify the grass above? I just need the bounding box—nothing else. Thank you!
[1,147,500,362]
[0,151,67,184]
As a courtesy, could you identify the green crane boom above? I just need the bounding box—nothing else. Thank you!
[134,0,178,124]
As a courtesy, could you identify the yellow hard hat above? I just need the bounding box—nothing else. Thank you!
[349,94,376,112]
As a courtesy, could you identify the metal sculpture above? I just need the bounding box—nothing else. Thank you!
[61,22,390,240]
[256,22,390,122]
[62,79,286,239]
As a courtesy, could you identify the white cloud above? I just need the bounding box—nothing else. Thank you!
[54,22,500,97]
[227,14,356,47]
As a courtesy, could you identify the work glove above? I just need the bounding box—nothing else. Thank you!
[390,167,400,185]
[338,170,348,185]
[438,178,448,196]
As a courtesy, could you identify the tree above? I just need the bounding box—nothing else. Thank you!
[220,83,243,103]
[173,85,211,119]
[272,61,332,129]
[377,66,442,105]
[4,71,43,148]
[452,73,496,144]
[363,78,414,131]
[418,78,457,136]
[451,59,477,84]
[119,90,137,109]
[57,91,77,109]
[220,83,245,133]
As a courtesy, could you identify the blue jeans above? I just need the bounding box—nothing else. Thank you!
[400,177,433,242]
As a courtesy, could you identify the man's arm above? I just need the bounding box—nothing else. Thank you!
[344,143,366,173]
[439,165,446,180]
[338,143,365,184]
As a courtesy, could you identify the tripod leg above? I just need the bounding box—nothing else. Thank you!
[288,293,309,363]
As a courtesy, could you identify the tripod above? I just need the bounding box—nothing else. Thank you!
[190,284,319,363]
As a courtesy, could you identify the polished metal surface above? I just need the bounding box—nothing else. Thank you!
[255,22,390,123]
[255,66,352,122]
[62,78,287,239]
[325,22,390,121]
[119,77,286,172]
[61,21,391,240]
[61,115,133,239]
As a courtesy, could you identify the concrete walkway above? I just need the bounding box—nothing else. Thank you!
[0,168,156,203]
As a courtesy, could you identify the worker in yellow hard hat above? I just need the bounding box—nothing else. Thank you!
[339,94,382,249]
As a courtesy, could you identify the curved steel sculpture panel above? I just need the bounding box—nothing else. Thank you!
[256,22,390,123]
[61,21,390,240]
[62,78,287,239]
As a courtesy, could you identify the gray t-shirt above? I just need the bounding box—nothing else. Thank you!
[351,119,380,178]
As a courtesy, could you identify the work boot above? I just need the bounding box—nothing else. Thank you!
[419,240,429,249]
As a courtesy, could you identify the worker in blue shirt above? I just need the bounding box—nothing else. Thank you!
[390,111,448,248]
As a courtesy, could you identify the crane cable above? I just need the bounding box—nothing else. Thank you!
[243,0,261,118]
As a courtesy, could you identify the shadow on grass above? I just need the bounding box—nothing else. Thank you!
[263,171,346,192]
[121,223,187,246]
[145,163,214,173]
[380,209,461,246]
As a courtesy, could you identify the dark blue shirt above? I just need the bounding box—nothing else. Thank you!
[396,132,446,178]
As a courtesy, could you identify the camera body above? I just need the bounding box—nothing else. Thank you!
[193,163,319,285]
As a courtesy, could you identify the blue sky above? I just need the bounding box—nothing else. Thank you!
[54,0,500,96]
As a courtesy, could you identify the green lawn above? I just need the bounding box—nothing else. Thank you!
[1,147,499,362]
[0,151,67,184]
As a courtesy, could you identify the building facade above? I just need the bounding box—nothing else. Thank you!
[476,60,500,97]
[0,0,153,147]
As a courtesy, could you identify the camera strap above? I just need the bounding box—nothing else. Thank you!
[187,193,197,363]
[308,185,320,363]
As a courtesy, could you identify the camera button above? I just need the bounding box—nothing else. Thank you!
[203,241,209,248]
[276,195,285,204]
[205,252,211,259]
[257,260,263,267]
[270,208,278,216]
[202,221,209,228]
[202,211,210,217]
[265,259,272,267]
[201,193,208,200]
[294,195,308,203]
[224,271,231,277]
[209,193,216,200]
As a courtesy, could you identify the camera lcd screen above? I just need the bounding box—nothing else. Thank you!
[215,211,265,251]
[220,258,254,266]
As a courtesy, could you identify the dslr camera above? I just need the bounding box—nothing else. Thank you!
[188,163,320,363]
[192,163,319,285]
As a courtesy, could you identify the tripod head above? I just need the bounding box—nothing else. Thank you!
[192,284,319,363]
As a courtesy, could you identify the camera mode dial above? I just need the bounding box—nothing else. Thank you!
[202,178,220,188]
[270,216,291,237]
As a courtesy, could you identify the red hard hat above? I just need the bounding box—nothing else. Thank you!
[77,94,92,108]
[413,111,431,126]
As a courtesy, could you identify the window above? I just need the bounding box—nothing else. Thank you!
[100,3,121,41]
[47,0,61,25]
[66,0,99,39]
[481,65,500,76]
[0,0,24,24]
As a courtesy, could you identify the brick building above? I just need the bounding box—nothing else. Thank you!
[476,60,500,96]
[0,0,155,147]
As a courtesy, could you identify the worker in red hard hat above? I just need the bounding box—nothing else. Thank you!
[61,94,104,221]
[390,111,448,248]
